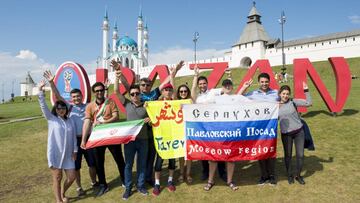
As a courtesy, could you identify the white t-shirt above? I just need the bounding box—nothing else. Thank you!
[214,94,251,104]
[195,88,222,104]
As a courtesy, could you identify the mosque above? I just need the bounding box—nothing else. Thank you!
[100,9,148,73]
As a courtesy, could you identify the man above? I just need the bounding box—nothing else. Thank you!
[81,82,126,196]
[204,79,246,191]
[113,68,151,200]
[43,70,97,196]
[190,66,227,182]
[111,59,184,186]
[240,72,279,185]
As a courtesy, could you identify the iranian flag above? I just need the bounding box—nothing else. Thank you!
[86,119,145,149]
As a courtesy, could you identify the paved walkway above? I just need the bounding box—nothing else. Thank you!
[0,116,43,125]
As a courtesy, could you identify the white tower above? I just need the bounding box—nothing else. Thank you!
[112,22,118,52]
[137,8,144,67]
[102,9,109,69]
[143,22,149,66]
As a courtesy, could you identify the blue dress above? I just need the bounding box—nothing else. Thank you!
[38,92,78,169]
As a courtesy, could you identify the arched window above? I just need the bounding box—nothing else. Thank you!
[131,59,134,69]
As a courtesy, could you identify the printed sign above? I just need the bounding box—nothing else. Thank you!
[146,99,192,159]
[52,61,90,105]
[183,102,279,161]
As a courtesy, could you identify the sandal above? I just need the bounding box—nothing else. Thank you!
[203,182,215,191]
[186,175,193,184]
[227,182,239,191]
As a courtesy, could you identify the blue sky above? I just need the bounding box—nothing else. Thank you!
[0,0,359,100]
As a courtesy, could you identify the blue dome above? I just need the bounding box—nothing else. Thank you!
[116,36,137,48]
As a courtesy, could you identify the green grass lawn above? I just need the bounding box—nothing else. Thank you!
[0,57,360,202]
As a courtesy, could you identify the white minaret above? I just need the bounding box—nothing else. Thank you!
[102,9,109,69]
[143,22,149,66]
[137,7,144,68]
[112,21,118,52]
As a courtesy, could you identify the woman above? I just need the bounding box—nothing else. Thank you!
[278,83,312,185]
[38,80,77,203]
[176,84,193,184]
[152,83,177,196]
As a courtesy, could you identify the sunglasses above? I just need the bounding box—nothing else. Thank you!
[140,84,151,87]
[179,90,188,93]
[130,92,140,97]
[94,89,105,93]
[56,106,67,110]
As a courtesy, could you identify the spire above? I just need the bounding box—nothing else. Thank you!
[104,6,108,20]
[144,17,148,30]
[248,2,260,17]
[234,2,270,45]
[114,21,118,30]
[138,4,143,19]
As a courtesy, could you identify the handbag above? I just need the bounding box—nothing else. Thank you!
[291,100,315,151]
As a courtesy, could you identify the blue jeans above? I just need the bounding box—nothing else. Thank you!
[124,138,148,190]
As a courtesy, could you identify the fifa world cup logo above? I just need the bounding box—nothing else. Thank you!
[64,70,73,92]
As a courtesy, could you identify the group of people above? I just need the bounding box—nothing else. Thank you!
[38,60,312,202]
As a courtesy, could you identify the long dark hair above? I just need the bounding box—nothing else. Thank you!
[51,100,68,119]
[176,84,191,99]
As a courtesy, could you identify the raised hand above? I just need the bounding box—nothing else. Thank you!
[243,79,253,89]
[43,70,54,82]
[194,64,200,76]
[110,59,121,70]
[38,79,46,91]
[115,68,122,79]
[176,60,185,71]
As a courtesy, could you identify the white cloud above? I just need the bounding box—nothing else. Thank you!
[0,50,56,101]
[148,46,229,65]
[16,49,38,60]
[348,15,360,24]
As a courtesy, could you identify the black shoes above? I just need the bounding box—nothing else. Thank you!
[288,176,294,184]
[96,184,109,197]
[257,176,269,185]
[257,176,277,185]
[295,176,305,185]
[269,175,277,185]
[122,189,131,200]
[138,187,149,196]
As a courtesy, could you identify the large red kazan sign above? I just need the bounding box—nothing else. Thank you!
[53,57,352,113]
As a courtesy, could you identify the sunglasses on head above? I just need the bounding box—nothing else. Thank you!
[140,83,151,87]
[94,89,105,93]
[130,92,140,97]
